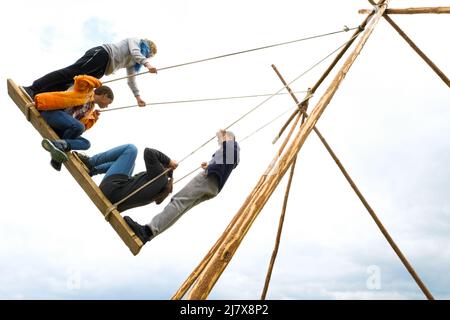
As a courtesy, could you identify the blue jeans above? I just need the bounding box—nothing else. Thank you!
[40,110,90,150]
[89,144,138,180]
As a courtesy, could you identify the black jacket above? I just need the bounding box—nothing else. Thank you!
[100,148,171,212]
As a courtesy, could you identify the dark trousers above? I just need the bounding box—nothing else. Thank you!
[99,148,168,212]
[30,46,109,94]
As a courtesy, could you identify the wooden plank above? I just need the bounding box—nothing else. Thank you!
[185,0,392,300]
[8,83,58,140]
[7,79,143,256]
[359,7,450,14]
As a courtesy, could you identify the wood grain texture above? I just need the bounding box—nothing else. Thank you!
[359,7,450,14]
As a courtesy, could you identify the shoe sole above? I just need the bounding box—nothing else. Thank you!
[19,86,33,102]
[50,160,62,172]
[42,139,68,163]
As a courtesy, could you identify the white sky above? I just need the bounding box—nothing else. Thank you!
[0,0,449,299]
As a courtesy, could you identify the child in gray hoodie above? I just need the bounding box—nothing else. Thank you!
[124,129,240,245]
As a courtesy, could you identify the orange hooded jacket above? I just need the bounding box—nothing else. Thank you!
[34,75,102,130]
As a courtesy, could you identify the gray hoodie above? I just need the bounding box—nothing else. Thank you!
[102,38,149,97]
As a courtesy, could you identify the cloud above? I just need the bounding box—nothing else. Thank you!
[1,0,449,300]
[82,17,117,46]
[39,25,57,50]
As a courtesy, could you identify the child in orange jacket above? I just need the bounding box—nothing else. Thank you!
[36,75,114,171]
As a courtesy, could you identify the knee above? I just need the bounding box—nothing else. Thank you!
[125,144,138,156]
[70,122,85,136]
[40,111,49,120]
[84,139,91,149]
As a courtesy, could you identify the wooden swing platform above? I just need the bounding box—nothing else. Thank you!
[6,79,143,256]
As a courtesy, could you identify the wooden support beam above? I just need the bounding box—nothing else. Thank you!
[273,65,435,300]
[261,152,298,301]
[272,11,375,145]
[262,66,309,300]
[383,14,450,87]
[359,7,450,15]
[7,79,143,256]
[366,0,450,87]
[172,176,267,299]
[184,1,391,300]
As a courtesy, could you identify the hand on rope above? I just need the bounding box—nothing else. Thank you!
[145,62,158,74]
[92,109,101,120]
[135,62,158,107]
[169,159,179,170]
[136,95,147,107]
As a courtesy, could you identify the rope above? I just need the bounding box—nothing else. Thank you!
[173,166,202,185]
[177,31,361,164]
[239,93,312,144]
[99,91,307,113]
[112,103,301,209]
[102,26,359,84]
[113,168,172,208]
[110,33,362,210]
[173,105,304,187]
[172,21,368,299]
[239,107,295,143]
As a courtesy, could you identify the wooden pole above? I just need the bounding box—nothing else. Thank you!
[367,0,450,87]
[273,65,435,300]
[185,1,391,299]
[315,128,434,300]
[261,69,310,299]
[383,14,450,87]
[273,11,375,144]
[261,157,297,300]
[359,7,450,15]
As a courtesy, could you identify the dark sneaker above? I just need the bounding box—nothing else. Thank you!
[50,159,62,171]
[42,139,69,163]
[72,151,95,176]
[19,86,35,101]
[124,216,152,244]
